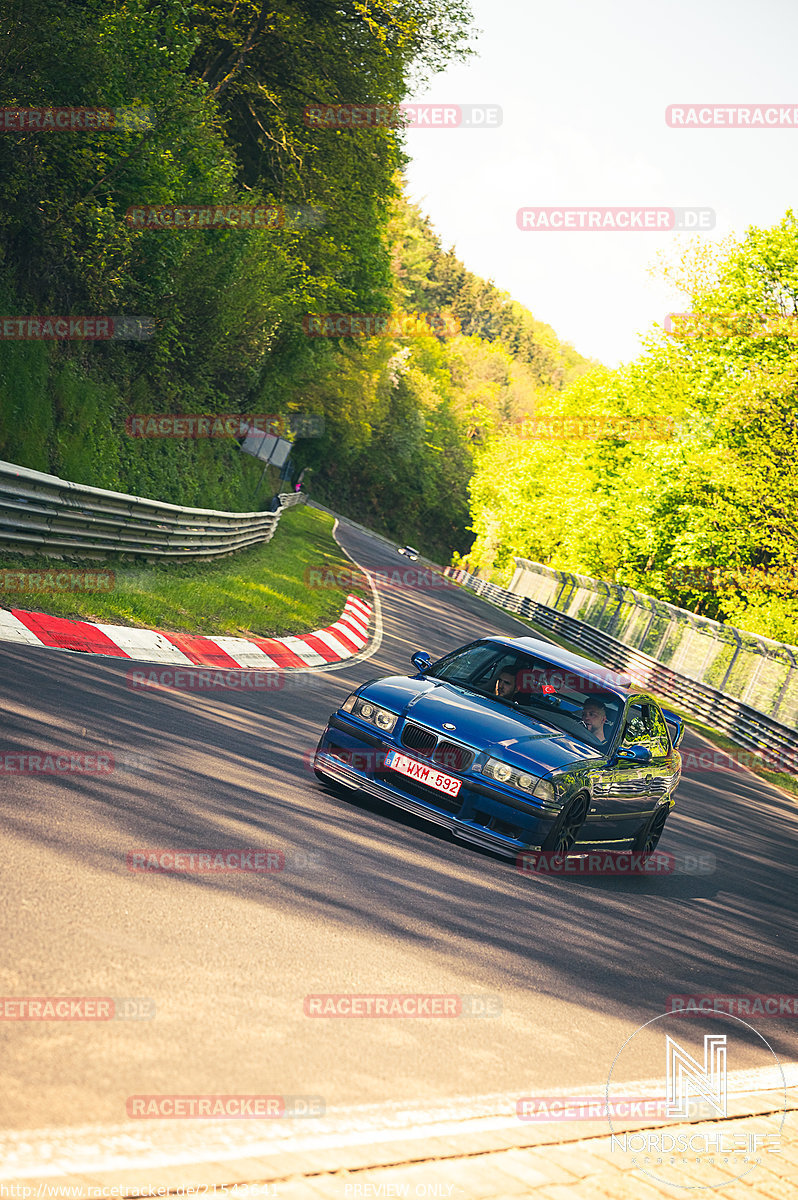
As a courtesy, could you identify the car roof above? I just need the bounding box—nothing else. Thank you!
[480,635,640,700]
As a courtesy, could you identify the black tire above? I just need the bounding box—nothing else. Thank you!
[633,804,670,855]
[541,792,590,855]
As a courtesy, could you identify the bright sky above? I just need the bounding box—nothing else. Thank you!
[402,0,798,367]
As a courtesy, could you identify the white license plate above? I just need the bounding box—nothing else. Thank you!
[385,751,462,797]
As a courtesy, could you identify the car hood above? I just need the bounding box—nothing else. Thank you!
[353,676,603,775]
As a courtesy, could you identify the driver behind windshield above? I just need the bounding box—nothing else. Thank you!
[493,668,518,700]
[579,699,612,747]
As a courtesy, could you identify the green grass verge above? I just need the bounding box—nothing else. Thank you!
[0,505,368,638]
[472,588,798,802]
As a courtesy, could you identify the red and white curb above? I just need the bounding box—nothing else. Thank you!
[0,594,372,669]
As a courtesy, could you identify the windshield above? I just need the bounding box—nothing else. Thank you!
[430,641,622,749]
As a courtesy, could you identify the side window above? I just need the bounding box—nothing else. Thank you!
[622,702,651,746]
[646,704,671,756]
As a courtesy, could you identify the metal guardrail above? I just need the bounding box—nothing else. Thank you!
[509,557,798,727]
[0,461,305,560]
[447,568,798,776]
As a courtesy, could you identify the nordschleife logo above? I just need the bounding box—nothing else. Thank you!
[606,1011,787,1190]
[665,1033,727,1119]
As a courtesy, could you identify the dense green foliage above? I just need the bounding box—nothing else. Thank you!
[10,2,790,642]
[466,217,798,643]
[298,195,590,555]
[0,0,585,560]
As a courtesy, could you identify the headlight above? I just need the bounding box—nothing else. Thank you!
[487,760,513,783]
[344,696,398,734]
[482,759,557,802]
[483,757,539,792]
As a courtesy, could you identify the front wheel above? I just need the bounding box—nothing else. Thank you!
[541,792,590,855]
[633,804,670,855]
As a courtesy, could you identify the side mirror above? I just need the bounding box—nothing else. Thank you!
[613,745,652,766]
[411,650,433,673]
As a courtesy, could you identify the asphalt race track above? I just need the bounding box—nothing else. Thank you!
[1,521,797,1142]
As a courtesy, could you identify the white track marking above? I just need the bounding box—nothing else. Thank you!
[92,624,193,664]
[311,629,355,658]
[0,609,44,646]
[277,636,328,666]
[204,636,281,668]
[1,1064,793,1181]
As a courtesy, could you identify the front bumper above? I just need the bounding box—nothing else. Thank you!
[313,721,559,858]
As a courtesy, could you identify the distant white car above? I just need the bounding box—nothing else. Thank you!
[397,545,419,560]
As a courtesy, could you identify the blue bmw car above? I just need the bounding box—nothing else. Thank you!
[314,635,684,859]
